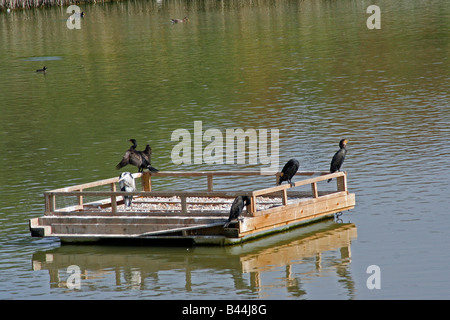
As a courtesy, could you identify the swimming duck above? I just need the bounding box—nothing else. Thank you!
[171,16,189,23]
[36,66,47,73]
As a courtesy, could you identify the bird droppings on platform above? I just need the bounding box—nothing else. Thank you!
[85,196,290,213]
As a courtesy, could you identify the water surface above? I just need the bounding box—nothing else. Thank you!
[0,0,449,299]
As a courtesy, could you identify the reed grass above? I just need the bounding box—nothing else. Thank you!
[1,0,288,12]
[1,0,104,10]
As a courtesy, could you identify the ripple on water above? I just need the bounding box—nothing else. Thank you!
[22,56,63,61]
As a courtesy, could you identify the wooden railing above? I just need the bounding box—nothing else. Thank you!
[44,171,349,216]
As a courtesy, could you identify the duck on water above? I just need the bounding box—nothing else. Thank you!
[36,66,47,73]
[171,17,189,23]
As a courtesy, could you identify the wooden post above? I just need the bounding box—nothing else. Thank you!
[142,172,152,191]
[77,189,84,208]
[111,194,117,214]
[181,196,187,214]
[311,182,318,198]
[282,189,288,205]
[44,194,49,213]
[45,193,55,213]
[207,175,213,192]
[245,204,251,216]
[250,195,257,216]
[337,172,347,193]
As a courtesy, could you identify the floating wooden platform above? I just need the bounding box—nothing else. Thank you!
[29,171,355,246]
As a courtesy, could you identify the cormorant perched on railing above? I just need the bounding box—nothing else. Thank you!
[224,196,251,228]
[116,139,159,173]
[118,172,136,208]
[277,158,300,186]
[328,139,348,183]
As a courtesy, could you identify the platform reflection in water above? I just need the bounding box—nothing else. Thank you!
[32,220,357,298]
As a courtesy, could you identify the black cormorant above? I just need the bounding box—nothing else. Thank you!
[224,196,251,228]
[278,158,300,186]
[116,139,159,173]
[118,172,136,208]
[36,66,47,73]
[122,138,138,152]
[328,139,348,182]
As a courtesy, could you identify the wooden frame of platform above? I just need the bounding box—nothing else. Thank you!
[29,171,355,245]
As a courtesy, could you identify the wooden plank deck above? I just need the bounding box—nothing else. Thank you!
[29,170,355,245]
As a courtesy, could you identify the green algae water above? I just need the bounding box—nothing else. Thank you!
[0,0,449,299]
